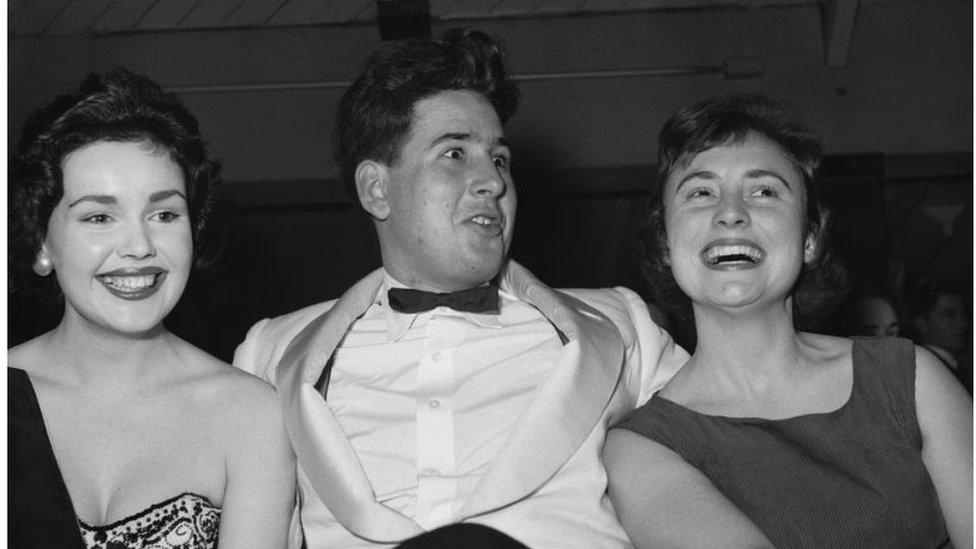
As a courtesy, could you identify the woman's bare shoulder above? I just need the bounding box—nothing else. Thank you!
[798,332,853,359]
[8,332,61,381]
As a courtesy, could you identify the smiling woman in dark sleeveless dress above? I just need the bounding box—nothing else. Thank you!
[604,95,972,548]
[8,69,296,549]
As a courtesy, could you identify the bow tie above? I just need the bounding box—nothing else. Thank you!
[387,286,500,314]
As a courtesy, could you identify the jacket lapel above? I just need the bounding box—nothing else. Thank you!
[275,269,425,542]
[458,260,625,519]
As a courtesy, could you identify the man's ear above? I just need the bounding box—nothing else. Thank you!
[355,160,390,221]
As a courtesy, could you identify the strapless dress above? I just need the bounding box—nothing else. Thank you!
[9,367,221,549]
[79,492,220,549]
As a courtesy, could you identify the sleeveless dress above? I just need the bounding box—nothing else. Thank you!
[614,337,950,549]
[8,367,221,549]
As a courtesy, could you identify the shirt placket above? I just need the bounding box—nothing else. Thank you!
[414,312,463,528]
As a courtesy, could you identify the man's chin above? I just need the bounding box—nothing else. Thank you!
[457,254,506,286]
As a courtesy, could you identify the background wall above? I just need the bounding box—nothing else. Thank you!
[9,0,972,359]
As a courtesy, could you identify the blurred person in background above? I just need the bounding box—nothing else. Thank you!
[911,280,971,393]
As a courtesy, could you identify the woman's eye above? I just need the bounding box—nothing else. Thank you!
[82,214,111,224]
[153,211,182,223]
[443,148,464,160]
[688,188,713,198]
[493,155,510,169]
[751,186,777,198]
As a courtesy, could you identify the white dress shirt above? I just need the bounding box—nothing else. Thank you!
[233,262,690,548]
[327,273,562,530]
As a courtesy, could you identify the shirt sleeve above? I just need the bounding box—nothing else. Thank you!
[611,286,690,406]
[233,317,273,382]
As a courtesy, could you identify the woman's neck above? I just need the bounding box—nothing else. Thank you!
[41,313,174,387]
[689,300,805,385]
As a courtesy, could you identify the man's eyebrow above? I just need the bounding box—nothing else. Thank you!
[68,195,116,208]
[495,136,511,150]
[429,132,472,148]
[149,189,188,202]
[673,170,716,194]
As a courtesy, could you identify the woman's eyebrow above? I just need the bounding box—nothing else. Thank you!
[674,170,716,194]
[744,169,792,190]
[68,195,115,208]
[149,189,187,202]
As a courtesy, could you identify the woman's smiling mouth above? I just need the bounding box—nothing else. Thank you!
[96,267,168,300]
[701,240,765,270]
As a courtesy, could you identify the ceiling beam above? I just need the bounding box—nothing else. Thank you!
[823,0,859,67]
[377,0,431,40]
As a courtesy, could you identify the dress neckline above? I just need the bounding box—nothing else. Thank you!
[651,338,861,424]
[8,368,222,536]
[77,492,219,532]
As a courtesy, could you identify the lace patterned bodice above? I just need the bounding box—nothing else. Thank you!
[78,492,220,549]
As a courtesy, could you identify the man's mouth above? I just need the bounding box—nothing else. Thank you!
[467,214,504,235]
[96,267,167,301]
[701,241,765,270]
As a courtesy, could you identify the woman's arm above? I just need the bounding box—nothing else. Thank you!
[604,429,774,549]
[218,382,297,549]
[914,346,973,548]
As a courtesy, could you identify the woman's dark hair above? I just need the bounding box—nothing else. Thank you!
[334,27,520,198]
[637,94,848,346]
[9,67,226,293]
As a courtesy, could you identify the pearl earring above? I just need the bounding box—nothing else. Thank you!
[33,256,53,276]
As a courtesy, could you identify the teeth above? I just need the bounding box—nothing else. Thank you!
[470,216,496,226]
[705,245,763,263]
[101,274,157,291]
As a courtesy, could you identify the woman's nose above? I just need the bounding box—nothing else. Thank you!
[118,222,156,259]
[713,195,750,228]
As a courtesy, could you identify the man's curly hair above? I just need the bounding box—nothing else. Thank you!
[334,27,520,200]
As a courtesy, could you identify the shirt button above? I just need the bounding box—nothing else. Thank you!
[428,399,441,408]
[431,351,442,361]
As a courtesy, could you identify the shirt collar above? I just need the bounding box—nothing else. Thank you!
[378,270,506,342]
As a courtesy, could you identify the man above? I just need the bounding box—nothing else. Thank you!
[911,280,971,393]
[234,28,688,548]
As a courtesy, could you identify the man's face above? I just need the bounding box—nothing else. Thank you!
[919,294,968,354]
[373,90,516,292]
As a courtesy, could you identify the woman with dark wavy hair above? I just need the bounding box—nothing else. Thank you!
[8,68,295,548]
[604,94,971,548]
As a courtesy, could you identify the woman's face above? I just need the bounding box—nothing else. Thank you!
[663,132,814,313]
[40,140,192,336]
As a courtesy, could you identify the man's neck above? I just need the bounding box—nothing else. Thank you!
[382,267,490,293]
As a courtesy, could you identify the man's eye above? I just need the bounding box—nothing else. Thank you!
[688,188,712,198]
[493,156,510,169]
[751,187,777,198]
[444,149,463,160]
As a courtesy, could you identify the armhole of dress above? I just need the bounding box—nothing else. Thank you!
[613,396,678,452]
[877,338,924,448]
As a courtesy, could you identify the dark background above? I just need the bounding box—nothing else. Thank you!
[8,0,972,361]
